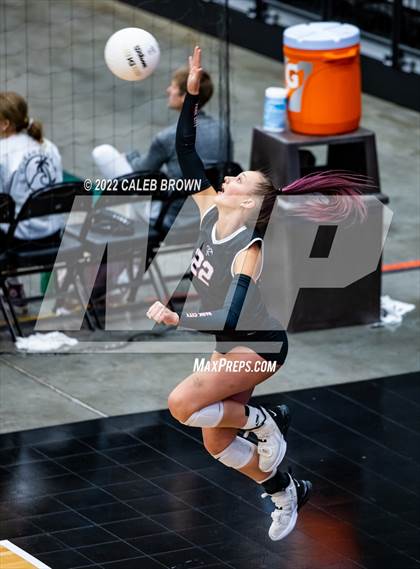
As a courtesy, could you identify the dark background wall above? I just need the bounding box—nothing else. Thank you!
[123,0,420,111]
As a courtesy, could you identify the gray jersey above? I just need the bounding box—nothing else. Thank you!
[126,110,232,179]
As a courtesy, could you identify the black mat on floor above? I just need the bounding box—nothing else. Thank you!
[0,372,419,569]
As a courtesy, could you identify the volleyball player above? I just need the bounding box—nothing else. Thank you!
[147,47,367,540]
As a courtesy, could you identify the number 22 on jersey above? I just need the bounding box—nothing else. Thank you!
[191,248,214,286]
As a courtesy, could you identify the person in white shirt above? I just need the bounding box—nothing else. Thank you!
[0,92,63,309]
[0,92,63,241]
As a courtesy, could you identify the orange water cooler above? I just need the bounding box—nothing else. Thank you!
[283,22,361,135]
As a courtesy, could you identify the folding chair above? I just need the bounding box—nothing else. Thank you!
[0,194,18,341]
[0,182,96,337]
[71,171,169,325]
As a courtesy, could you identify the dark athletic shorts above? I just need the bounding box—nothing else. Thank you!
[214,329,288,367]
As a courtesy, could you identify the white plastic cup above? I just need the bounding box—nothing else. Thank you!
[263,87,287,132]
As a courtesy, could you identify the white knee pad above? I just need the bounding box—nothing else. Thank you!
[92,144,133,178]
[214,436,256,470]
[183,402,224,428]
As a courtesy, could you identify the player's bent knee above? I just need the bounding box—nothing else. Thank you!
[213,436,255,469]
[169,395,224,428]
[184,402,224,427]
[167,391,189,422]
[168,390,224,427]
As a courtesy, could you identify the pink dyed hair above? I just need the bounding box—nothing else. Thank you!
[280,170,373,224]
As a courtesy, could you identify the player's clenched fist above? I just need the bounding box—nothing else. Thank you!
[146,301,179,326]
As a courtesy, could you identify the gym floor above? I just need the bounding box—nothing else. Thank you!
[0,1,419,568]
[1,372,419,569]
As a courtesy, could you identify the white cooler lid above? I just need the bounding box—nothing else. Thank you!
[284,22,360,51]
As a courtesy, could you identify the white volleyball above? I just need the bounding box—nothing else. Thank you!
[104,27,160,81]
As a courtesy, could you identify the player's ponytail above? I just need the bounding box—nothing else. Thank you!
[0,91,43,142]
[252,170,371,233]
[281,171,370,224]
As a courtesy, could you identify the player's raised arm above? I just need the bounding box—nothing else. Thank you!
[176,46,217,218]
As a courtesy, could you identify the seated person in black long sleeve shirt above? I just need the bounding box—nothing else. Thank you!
[92,67,233,232]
